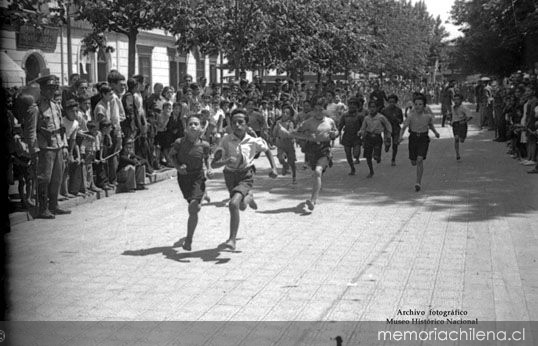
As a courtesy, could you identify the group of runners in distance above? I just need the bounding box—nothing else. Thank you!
[169,89,469,251]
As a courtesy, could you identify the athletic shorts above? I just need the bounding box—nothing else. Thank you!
[452,121,468,140]
[277,145,296,163]
[224,166,255,198]
[177,170,206,203]
[363,132,383,161]
[408,132,430,161]
[304,141,331,170]
[341,133,362,147]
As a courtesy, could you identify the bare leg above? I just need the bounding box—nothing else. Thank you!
[454,138,460,159]
[415,156,424,191]
[226,193,243,250]
[307,157,328,210]
[183,200,201,251]
[344,146,355,174]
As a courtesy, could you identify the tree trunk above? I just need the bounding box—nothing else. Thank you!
[128,30,138,77]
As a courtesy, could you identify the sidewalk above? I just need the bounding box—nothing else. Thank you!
[8,168,178,227]
[6,104,538,329]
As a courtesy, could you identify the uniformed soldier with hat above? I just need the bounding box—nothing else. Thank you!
[33,74,71,218]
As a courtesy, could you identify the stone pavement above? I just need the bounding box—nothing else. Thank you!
[6,104,538,329]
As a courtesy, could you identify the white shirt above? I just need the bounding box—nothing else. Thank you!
[216,133,268,171]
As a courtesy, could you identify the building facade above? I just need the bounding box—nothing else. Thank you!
[1,17,221,89]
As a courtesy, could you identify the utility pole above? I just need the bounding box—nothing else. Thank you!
[66,0,73,78]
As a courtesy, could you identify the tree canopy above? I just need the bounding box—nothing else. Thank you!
[449,0,538,76]
[168,0,446,79]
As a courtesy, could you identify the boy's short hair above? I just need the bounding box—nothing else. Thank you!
[367,100,378,108]
[132,74,144,84]
[413,93,427,104]
[77,94,90,103]
[387,94,398,102]
[99,119,112,129]
[100,85,112,95]
[87,121,97,129]
[186,114,201,124]
[231,108,248,122]
[107,71,125,84]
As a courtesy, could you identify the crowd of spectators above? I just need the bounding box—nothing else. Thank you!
[6,68,537,213]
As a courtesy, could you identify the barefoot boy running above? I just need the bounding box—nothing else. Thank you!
[399,94,440,192]
[211,109,278,251]
[169,115,212,251]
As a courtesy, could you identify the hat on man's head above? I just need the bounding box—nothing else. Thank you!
[65,99,78,109]
[35,74,59,88]
[348,96,363,105]
[99,119,112,129]
[123,136,134,146]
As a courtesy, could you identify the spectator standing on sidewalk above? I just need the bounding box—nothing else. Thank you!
[33,75,71,218]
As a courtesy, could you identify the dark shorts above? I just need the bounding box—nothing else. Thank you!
[277,145,296,162]
[304,141,331,170]
[391,126,401,142]
[452,121,468,140]
[408,132,430,161]
[177,170,206,203]
[363,133,383,161]
[341,133,362,147]
[224,167,255,198]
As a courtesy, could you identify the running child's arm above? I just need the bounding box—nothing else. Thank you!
[399,120,409,143]
[428,117,440,138]
[264,148,278,178]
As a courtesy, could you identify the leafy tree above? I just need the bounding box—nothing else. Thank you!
[75,0,180,76]
[450,0,538,75]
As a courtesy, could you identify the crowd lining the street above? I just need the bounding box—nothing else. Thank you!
[5,67,537,248]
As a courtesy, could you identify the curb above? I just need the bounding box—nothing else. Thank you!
[8,168,177,227]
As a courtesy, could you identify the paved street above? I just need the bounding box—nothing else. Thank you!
[6,105,538,328]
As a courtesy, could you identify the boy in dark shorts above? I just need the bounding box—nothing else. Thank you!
[399,94,440,192]
[211,109,278,251]
[381,94,404,166]
[359,100,392,178]
[338,97,365,175]
[450,93,472,161]
[291,97,339,210]
[169,115,212,251]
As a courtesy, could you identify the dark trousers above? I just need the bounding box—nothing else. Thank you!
[37,148,64,210]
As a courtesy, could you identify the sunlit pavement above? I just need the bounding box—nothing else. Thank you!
[7,104,538,322]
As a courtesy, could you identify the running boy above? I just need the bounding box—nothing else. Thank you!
[291,97,339,210]
[338,97,364,175]
[169,115,212,251]
[451,93,472,161]
[211,109,278,251]
[273,104,297,183]
[381,94,404,166]
[399,94,440,192]
[359,100,392,178]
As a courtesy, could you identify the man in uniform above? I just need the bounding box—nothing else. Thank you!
[34,75,71,218]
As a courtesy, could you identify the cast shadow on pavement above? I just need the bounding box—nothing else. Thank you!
[256,202,311,216]
[252,128,537,223]
[122,238,241,264]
